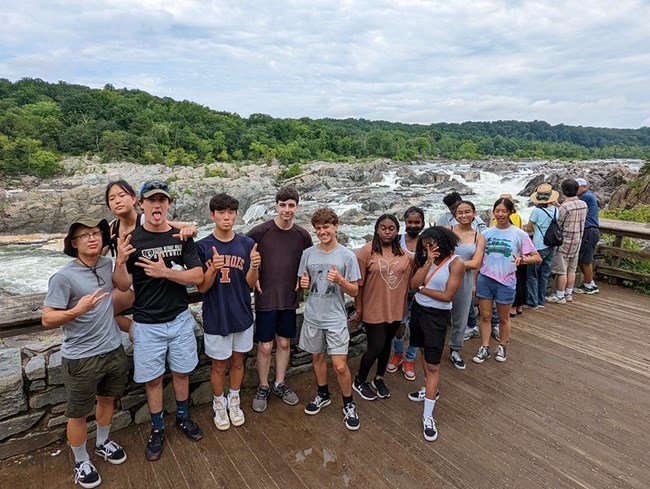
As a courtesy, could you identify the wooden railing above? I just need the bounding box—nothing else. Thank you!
[596,218,650,285]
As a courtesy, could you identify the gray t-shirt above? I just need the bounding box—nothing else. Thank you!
[298,243,361,329]
[435,211,487,232]
[44,256,122,359]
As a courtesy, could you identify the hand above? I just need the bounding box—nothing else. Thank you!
[513,255,525,265]
[349,310,362,328]
[208,246,225,272]
[173,225,197,241]
[116,233,136,264]
[300,271,310,289]
[250,243,261,270]
[426,243,441,262]
[74,288,110,316]
[327,265,343,284]
[472,284,477,298]
[135,253,169,278]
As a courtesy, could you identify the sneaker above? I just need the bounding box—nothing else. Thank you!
[304,393,331,415]
[449,350,466,370]
[252,385,271,412]
[228,395,245,427]
[94,439,127,465]
[272,382,299,406]
[565,294,574,303]
[353,378,378,401]
[422,416,438,442]
[463,327,480,341]
[495,345,507,362]
[176,416,203,441]
[546,294,567,304]
[74,460,101,488]
[492,326,500,342]
[371,378,390,399]
[575,284,599,294]
[343,402,360,431]
[407,387,440,402]
[145,428,165,461]
[472,346,491,364]
[386,353,403,373]
[213,398,230,431]
[402,360,416,381]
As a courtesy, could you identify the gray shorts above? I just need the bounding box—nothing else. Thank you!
[299,321,349,355]
[204,326,254,360]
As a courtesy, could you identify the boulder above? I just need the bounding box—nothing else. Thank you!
[0,348,27,421]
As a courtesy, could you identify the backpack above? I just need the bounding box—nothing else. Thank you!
[540,208,563,248]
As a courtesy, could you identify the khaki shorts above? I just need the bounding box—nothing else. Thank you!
[62,346,129,418]
[299,322,349,356]
[551,252,579,275]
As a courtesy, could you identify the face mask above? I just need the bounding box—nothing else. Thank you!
[405,227,422,237]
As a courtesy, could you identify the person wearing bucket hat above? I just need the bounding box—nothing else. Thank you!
[525,184,560,308]
[43,216,129,488]
[113,180,205,462]
[575,178,601,294]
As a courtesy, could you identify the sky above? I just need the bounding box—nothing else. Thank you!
[1,0,649,129]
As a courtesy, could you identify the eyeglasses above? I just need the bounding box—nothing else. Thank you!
[140,180,170,194]
[72,231,102,242]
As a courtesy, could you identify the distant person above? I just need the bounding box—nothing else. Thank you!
[298,208,362,431]
[247,187,312,413]
[525,183,560,308]
[196,193,261,431]
[436,191,487,232]
[114,180,204,462]
[387,206,425,381]
[350,214,414,401]
[43,217,128,488]
[575,178,601,295]
[407,227,464,441]
[547,180,588,305]
[473,198,541,364]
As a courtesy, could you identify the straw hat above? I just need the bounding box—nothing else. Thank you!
[530,183,560,205]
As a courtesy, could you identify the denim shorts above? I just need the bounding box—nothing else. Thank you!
[132,308,199,383]
[476,273,516,305]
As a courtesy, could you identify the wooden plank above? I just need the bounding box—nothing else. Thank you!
[599,218,650,240]
[597,244,650,261]
[0,293,45,329]
[596,264,650,283]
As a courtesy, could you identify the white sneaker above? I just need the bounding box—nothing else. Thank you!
[495,345,507,362]
[422,416,438,442]
[213,398,230,431]
[228,395,245,427]
[546,294,567,305]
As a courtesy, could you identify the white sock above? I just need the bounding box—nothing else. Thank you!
[566,288,573,295]
[213,394,226,404]
[71,442,89,463]
[587,281,596,288]
[228,389,240,401]
[95,424,111,447]
[423,398,436,419]
[556,290,565,298]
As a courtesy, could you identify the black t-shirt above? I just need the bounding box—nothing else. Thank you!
[127,226,202,324]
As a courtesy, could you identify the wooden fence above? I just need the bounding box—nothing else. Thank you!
[596,218,650,285]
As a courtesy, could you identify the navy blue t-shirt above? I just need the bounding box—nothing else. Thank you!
[196,233,255,336]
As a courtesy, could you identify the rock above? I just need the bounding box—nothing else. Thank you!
[29,380,46,391]
[608,174,650,209]
[47,350,63,385]
[0,412,44,442]
[190,382,213,406]
[120,393,147,411]
[134,403,150,425]
[0,428,65,460]
[0,348,28,421]
[111,410,132,432]
[25,356,46,380]
[47,414,69,429]
[29,387,67,409]
[4,330,63,354]
[162,382,176,414]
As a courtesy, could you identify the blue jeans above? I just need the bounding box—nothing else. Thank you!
[526,247,555,306]
[392,324,418,361]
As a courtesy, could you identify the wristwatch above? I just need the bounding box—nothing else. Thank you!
[418,285,424,291]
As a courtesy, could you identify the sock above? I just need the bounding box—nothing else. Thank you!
[342,394,354,406]
[228,389,240,401]
[95,425,110,447]
[587,281,596,288]
[150,410,164,431]
[274,381,283,388]
[566,288,573,295]
[213,394,226,405]
[556,290,565,298]
[317,384,330,398]
[71,441,89,463]
[423,398,436,419]
[175,399,189,421]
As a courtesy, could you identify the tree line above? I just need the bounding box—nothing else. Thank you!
[1,78,649,178]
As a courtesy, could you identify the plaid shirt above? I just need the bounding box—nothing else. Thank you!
[558,197,588,257]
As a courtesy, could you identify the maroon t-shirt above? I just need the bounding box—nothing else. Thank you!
[247,219,313,311]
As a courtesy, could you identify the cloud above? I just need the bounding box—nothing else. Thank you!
[1,0,648,128]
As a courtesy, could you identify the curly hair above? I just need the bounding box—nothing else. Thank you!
[371,214,403,256]
[311,207,339,226]
[414,226,459,268]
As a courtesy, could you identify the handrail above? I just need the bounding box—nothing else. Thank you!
[596,218,650,285]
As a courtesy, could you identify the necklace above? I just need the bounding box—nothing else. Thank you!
[76,256,106,287]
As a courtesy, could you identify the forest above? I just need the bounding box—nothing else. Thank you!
[1,78,649,178]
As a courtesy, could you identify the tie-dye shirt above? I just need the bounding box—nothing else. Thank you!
[480,225,536,289]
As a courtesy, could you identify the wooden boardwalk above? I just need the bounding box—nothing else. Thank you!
[1,284,648,489]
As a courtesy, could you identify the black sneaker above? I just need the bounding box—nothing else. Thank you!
[176,416,203,442]
[422,416,438,442]
[74,460,101,489]
[407,387,440,401]
[353,378,378,401]
[145,428,165,461]
[94,439,127,465]
[343,402,360,431]
[472,345,491,364]
[449,350,466,370]
[371,378,390,399]
[304,393,331,415]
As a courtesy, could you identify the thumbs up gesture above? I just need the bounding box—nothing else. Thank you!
[250,243,261,270]
[327,265,343,285]
[208,246,225,272]
[300,270,310,289]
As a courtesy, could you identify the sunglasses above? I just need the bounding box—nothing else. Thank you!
[140,180,170,194]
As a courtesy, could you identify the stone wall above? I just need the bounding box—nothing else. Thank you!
[0,304,365,460]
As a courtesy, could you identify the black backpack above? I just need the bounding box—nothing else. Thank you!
[540,208,563,247]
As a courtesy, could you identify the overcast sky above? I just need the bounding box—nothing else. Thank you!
[2,0,649,128]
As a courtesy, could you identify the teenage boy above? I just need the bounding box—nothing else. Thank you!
[298,208,362,431]
[114,180,204,462]
[196,193,261,431]
[43,216,128,488]
[575,178,601,294]
[247,187,312,413]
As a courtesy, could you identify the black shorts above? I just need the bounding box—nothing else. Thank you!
[409,301,451,365]
[579,228,600,264]
[255,309,297,343]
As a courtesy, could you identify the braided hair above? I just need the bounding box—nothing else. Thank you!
[371,214,403,256]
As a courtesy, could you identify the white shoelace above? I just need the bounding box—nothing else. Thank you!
[75,460,96,482]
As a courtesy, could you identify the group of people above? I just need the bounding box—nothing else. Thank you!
[43,176,601,488]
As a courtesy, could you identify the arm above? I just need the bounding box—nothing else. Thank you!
[518,251,542,266]
[245,243,261,288]
[525,220,535,234]
[464,234,486,270]
[417,258,465,303]
[42,288,110,328]
[197,245,222,293]
[135,254,203,286]
[113,234,135,292]
[169,221,198,241]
